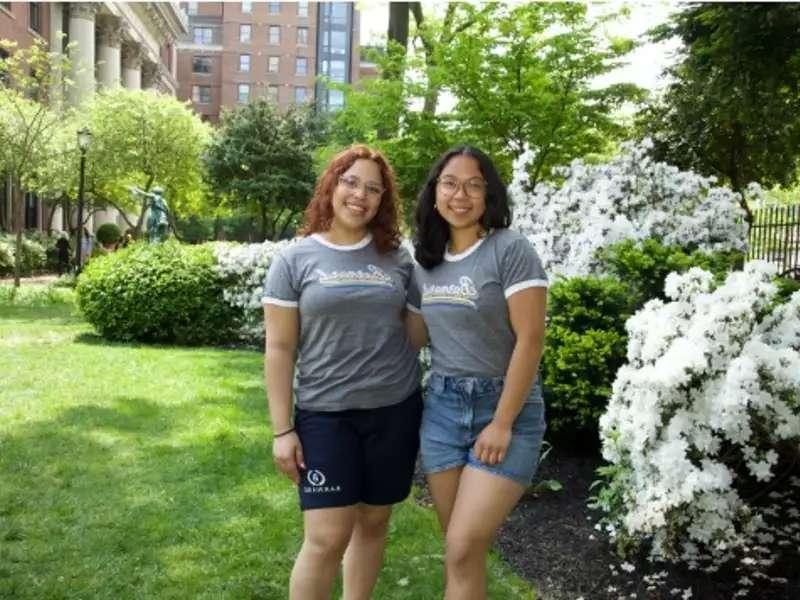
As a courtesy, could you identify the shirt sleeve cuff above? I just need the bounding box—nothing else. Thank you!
[262,296,299,307]
[405,302,421,314]
[504,279,548,299]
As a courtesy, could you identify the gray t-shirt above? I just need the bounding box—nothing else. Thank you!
[409,229,547,377]
[263,233,421,411]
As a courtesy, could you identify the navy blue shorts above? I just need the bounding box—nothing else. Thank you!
[294,389,422,511]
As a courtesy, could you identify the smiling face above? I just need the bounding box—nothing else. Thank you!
[434,154,487,234]
[329,158,384,236]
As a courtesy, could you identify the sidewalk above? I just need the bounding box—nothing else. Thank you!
[0,274,60,286]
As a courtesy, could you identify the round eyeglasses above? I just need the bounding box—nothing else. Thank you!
[436,176,487,199]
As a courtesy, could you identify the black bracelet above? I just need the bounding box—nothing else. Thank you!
[273,427,295,438]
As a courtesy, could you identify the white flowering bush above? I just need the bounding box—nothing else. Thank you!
[213,240,290,343]
[595,260,800,574]
[509,140,751,278]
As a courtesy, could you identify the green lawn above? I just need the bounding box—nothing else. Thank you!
[0,296,535,599]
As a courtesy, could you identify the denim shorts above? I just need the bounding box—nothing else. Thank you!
[420,372,546,486]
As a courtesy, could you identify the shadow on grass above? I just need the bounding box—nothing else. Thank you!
[0,396,296,599]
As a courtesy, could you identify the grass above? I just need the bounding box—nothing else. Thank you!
[0,294,535,599]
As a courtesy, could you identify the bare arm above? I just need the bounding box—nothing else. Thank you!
[473,287,547,466]
[404,310,429,352]
[264,304,305,483]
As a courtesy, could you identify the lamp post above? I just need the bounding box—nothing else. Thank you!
[75,127,92,272]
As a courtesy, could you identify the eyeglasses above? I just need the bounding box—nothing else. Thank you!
[338,174,384,198]
[436,176,487,199]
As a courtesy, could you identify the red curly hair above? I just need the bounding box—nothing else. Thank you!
[300,145,402,254]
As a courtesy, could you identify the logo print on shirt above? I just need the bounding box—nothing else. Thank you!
[315,264,393,289]
[422,276,479,309]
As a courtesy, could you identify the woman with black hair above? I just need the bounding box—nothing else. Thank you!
[407,146,548,600]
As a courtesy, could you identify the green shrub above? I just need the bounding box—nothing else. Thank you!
[176,215,214,244]
[76,241,241,345]
[542,276,636,442]
[0,234,47,276]
[595,238,744,305]
[96,223,121,246]
[0,238,13,275]
[774,275,800,304]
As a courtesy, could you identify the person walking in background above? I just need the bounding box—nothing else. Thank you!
[55,232,70,275]
[80,227,93,263]
[407,145,548,600]
[262,145,422,600]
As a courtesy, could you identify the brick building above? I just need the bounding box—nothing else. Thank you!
[0,1,187,233]
[176,1,360,122]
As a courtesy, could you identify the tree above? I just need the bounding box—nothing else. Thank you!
[0,38,70,287]
[89,89,211,234]
[639,3,800,223]
[438,3,645,189]
[204,98,318,241]
[320,47,457,227]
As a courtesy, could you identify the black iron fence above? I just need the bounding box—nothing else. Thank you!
[748,204,800,279]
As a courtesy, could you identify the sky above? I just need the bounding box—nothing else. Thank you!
[356,1,683,92]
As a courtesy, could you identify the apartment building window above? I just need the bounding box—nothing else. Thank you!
[268,56,279,73]
[328,89,345,110]
[328,2,347,25]
[322,59,346,83]
[241,1,252,14]
[192,56,212,74]
[192,85,211,104]
[238,84,250,103]
[297,1,309,17]
[193,27,213,45]
[29,2,42,34]
[268,85,279,103]
[269,26,280,45]
[268,2,280,15]
[294,86,306,104]
[239,54,251,72]
[187,2,198,16]
[295,57,307,76]
[297,27,308,46]
[240,24,251,43]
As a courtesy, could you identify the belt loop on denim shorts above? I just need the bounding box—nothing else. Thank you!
[428,372,444,394]
[456,378,475,396]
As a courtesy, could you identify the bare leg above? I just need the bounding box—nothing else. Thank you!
[342,503,393,600]
[443,467,526,600]
[290,506,358,600]
[426,466,465,589]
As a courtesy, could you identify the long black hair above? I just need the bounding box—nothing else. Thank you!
[413,145,511,269]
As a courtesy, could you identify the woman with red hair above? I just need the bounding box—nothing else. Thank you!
[262,145,422,599]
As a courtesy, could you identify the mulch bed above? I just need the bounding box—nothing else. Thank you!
[415,447,800,599]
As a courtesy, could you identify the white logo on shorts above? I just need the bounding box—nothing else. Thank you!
[307,469,326,487]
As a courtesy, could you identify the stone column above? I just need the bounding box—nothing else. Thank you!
[67,3,97,107]
[96,16,122,90]
[121,41,142,90]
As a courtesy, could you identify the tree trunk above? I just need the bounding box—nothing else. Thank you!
[12,176,23,288]
[259,202,268,242]
[388,3,411,54]
[277,209,298,240]
[45,201,58,234]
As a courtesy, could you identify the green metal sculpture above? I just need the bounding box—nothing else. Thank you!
[130,186,170,243]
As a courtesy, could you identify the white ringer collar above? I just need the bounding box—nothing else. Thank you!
[311,232,373,251]
[444,236,486,262]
